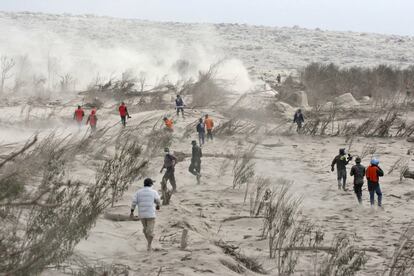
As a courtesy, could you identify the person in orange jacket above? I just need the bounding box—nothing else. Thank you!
[73,105,85,127]
[366,158,384,208]
[204,114,214,141]
[86,109,98,132]
[163,117,173,131]
[118,102,131,127]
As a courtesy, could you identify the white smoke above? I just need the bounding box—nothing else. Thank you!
[0,12,253,96]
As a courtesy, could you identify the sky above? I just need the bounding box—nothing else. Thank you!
[0,0,413,36]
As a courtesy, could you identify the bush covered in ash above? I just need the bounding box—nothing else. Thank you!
[0,133,146,275]
[300,63,414,103]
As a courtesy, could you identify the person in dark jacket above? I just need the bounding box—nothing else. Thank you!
[331,148,352,190]
[293,109,304,132]
[276,74,281,84]
[175,95,185,118]
[196,118,205,146]
[366,158,384,207]
[350,157,366,204]
[160,148,178,192]
[189,140,202,184]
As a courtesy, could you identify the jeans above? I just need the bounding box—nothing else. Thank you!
[121,116,126,127]
[296,122,303,132]
[176,107,184,117]
[337,169,347,189]
[368,182,382,206]
[198,132,205,145]
[207,129,213,141]
[353,183,363,204]
[189,160,201,176]
[162,168,176,191]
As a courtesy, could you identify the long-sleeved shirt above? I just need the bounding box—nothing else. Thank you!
[175,98,184,107]
[191,145,202,161]
[331,154,350,171]
[131,187,161,219]
[163,154,177,169]
[350,164,366,185]
[293,112,304,123]
[196,122,205,133]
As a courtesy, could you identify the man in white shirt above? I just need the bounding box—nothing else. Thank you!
[130,178,161,251]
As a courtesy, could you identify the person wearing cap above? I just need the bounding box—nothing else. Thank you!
[331,148,352,190]
[366,158,384,207]
[350,157,366,204]
[160,148,178,192]
[189,140,202,184]
[130,178,161,252]
[175,95,185,118]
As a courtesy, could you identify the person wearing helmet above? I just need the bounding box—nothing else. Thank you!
[175,95,185,118]
[160,148,177,192]
[350,157,366,204]
[293,109,304,132]
[189,140,202,184]
[366,158,384,207]
[331,148,352,190]
[130,178,161,252]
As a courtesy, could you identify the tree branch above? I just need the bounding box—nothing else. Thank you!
[0,135,38,169]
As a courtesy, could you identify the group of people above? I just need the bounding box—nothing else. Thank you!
[331,148,384,207]
[130,140,203,251]
[73,102,131,131]
[73,105,98,131]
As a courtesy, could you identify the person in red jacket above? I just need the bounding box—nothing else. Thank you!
[366,158,384,207]
[73,105,85,127]
[118,102,131,127]
[86,109,98,132]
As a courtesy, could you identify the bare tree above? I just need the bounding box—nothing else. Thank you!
[47,55,59,91]
[0,55,15,94]
[138,71,147,92]
[59,73,76,93]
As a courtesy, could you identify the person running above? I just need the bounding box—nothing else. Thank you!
[86,109,98,132]
[163,117,174,131]
[118,102,131,127]
[366,158,384,208]
[130,178,161,252]
[160,148,177,192]
[293,109,304,132]
[73,105,85,127]
[204,114,214,141]
[331,148,352,190]
[350,157,366,204]
[196,118,205,146]
[189,140,202,184]
[175,95,185,118]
